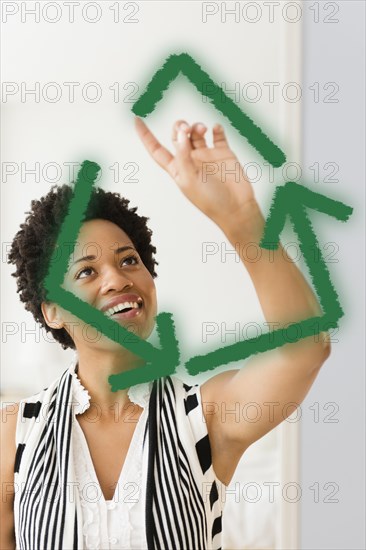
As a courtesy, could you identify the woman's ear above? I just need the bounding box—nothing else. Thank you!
[41,301,64,329]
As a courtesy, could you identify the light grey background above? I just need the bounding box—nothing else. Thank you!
[301,1,365,549]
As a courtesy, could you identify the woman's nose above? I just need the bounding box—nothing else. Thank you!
[100,267,133,293]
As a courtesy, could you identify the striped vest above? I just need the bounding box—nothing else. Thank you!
[14,367,224,549]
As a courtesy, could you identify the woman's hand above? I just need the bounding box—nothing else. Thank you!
[134,118,256,229]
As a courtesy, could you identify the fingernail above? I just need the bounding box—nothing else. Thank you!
[178,129,186,143]
[180,122,189,131]
[197,123,206,131]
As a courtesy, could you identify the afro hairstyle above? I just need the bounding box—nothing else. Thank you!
[7,184,158,350]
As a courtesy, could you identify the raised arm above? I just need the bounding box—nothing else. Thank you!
[199,198,330,483]
[135,118,331,484]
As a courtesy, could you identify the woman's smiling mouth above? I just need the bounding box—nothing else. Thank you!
[106,302,143,320]
[101,293,144,320]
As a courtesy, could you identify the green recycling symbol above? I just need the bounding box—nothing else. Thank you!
[43,53,353,390]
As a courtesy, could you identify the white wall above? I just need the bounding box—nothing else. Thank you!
[1,1,300,394]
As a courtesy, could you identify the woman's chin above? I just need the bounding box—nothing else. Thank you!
[99,323,153,349]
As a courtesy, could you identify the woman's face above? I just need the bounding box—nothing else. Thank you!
[45,218,157,350]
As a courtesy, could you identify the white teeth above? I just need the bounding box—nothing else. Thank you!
[104,301,141,317]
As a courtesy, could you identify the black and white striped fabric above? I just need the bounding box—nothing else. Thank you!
[14,368,224,549]
[146,376,224,550]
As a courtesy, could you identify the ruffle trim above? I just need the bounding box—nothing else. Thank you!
[68,362,92,415]
[67,355,152,414]
[127,380,152,409]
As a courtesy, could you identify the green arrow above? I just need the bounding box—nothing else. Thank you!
[132,52,286,168]
[43,161,180,390]
[185,181,353,376]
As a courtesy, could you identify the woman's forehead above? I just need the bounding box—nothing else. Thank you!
[76,219,132,247]
[64,219,137,271]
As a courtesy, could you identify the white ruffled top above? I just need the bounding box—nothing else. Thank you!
[68,356,151,549]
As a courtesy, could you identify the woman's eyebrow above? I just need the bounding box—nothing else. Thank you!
[71,245,136,266]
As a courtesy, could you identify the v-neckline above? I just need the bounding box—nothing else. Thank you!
[73,407,147,504]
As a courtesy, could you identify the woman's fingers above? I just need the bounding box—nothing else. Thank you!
[173,120,208,149]
[173,123,198,185]
[190,122,208,149]
[136,117,229,186]
[172,119,190,144]
[135,117,176,177]
[213,123,230,149]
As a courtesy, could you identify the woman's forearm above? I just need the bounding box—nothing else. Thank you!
[219,199,331,364]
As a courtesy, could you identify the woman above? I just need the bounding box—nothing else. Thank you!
[1,119,330,549]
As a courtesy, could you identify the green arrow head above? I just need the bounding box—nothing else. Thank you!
[132,52,286,167]
[108,311,180,391]
[260,181,354,248]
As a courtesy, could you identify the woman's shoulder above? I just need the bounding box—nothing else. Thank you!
[166,374,205,421]
[0,383,47,459]
[12,367,71,443]
[1,402,19,445]
[168,374,201,393]
[21,365,72,402]
[166,374,202,405]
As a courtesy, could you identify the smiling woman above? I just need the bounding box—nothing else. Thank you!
[43,217,158,348]
[2,176,226,550]
[1,120,330,550]
[7,185,158,351]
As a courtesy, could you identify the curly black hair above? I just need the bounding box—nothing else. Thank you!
[7,184,158,350]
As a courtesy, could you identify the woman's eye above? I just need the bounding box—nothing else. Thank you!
[75,256,138,280]
[76,266,94,280]
[121,255,139,266]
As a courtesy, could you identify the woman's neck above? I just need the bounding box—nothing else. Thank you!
[74,346,146,418]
